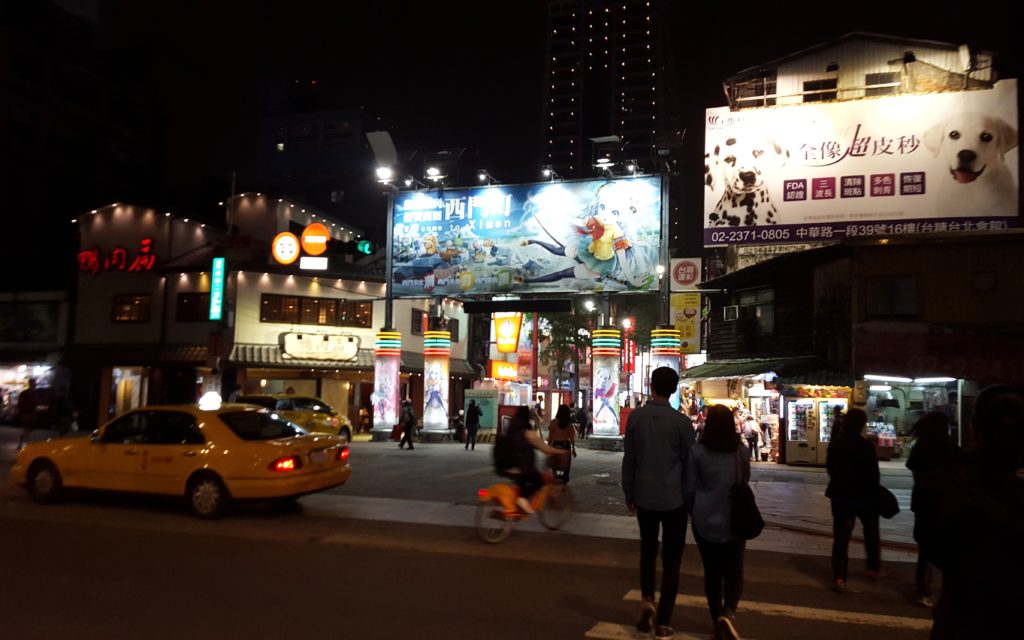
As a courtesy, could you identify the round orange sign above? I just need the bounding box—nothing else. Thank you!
[301,223,330,256]
[271,232,300,265]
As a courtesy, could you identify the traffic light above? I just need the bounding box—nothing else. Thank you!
[356,239,375,255]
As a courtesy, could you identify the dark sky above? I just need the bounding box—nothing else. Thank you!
[98,0,1017,191]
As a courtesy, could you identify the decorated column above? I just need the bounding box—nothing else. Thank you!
[651,325,683,409]
[372,329,402,437]
[591,327,622,438]
[422,329,451,432]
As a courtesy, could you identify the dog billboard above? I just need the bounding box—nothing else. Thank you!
[390,176,663,297]
[703,79,1018,246]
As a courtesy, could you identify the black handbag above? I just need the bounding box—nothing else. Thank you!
[730,448,765,540]
[877,485,900,519]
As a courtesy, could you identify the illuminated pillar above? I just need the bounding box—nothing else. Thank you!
[372,329,402,436]
[422,329,451,432]
[651,325,683,409]
[591,327,622,438]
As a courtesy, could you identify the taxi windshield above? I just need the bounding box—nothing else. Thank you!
[219,410,307,441]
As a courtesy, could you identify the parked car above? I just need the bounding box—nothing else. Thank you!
[10,403,351,518]
[237,394,352,441]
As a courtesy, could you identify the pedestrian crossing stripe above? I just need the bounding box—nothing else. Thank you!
[620,590,931,631]
[585,622,706,639]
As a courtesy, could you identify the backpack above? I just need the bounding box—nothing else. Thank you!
[493,435,517,473]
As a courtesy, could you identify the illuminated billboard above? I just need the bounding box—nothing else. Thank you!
[703,80,1018,246]
[391,176,663,296]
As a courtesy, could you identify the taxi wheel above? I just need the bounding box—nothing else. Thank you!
[187,472,231,519]
[27,460,62,504]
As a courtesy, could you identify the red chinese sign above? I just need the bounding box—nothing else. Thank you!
[78,238,157,274]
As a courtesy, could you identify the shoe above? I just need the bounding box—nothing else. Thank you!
[654,624,674,640]
[716,615,739,640]
[915,595,934,608]
[634,597,655,633]
[832,578,845,593]
[515,497,535,514]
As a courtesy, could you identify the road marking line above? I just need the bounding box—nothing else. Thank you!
[584,622,706,639]
[622,590,931,631]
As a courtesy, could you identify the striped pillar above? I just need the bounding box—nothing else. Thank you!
[372,329,402,433]
[422,329,451,432]
[591,327,622,438]
[651,325,683,409]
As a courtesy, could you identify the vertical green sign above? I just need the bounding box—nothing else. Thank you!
[209,257,225,320]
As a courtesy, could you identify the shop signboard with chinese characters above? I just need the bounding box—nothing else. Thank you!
[281,333,359,361]
[670,293,702,354]
[78,238,157,274]
[489,360,518,381]
[391,176,663,296]
[208,257,225,321]
[493,312,523,354]
[669,258,701,292]
[703,79,1018,246]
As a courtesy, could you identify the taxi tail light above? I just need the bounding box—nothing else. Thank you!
[337,446,350,462]
[269,455,303,472]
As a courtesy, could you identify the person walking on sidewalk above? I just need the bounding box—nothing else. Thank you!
[622,366,696,640]
[547,404,577,483]
[398,399,417,450]
[465,400,482,451]
[742,415,760,462]
[906,411,960,608]
[16,378,39,447]
[825,408,883,593]
[914,384,1024,639]
[684,404,749,640]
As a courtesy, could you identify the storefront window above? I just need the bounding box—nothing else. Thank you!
[260,294,371,328]
[112,294,151,322]
[738,288,773,335]
[176,292,211,322]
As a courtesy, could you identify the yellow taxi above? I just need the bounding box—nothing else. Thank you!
[10,402,351,518]
[236,394,353,441]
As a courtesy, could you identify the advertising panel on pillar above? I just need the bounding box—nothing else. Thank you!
[390,176,664,296]
[591,328,622,438]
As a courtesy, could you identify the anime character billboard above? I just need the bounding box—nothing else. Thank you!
[372,355,400,431]
[391,176,663,296]
[422,358,450,431]
[591,361,621,437]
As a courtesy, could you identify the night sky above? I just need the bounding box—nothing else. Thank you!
[9,0,1019,287]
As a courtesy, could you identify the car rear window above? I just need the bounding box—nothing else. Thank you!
[236,396,277,409]
[218,410,306,440]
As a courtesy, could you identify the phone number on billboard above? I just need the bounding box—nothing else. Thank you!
[708,228,791,243]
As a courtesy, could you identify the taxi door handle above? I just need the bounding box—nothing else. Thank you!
[124,449,140,456]
[181,451,198,457]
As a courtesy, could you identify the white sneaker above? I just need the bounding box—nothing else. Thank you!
[515,497,535,514]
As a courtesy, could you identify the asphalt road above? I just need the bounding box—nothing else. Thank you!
[0,498,933,640]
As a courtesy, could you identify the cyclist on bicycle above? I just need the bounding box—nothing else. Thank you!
[498,406,569,514]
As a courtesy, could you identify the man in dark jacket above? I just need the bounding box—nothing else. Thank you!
[621,367,695,639]
[914,385,1024,638]
[825,408,882,592]
[398,399,417,450]
[465,400,482,450]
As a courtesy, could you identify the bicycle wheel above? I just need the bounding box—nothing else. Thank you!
[538,483,574,530]
[475,498,514,544]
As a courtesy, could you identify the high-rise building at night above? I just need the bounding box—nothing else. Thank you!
[542,0,681,179]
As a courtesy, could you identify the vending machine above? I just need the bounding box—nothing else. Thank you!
[785,396,849,465]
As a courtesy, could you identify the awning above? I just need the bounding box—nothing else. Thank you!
[680,356,822,380]
[400,351,478,377]
[230,344,376,370]
[774,369,856,387]
[160,344,208,364]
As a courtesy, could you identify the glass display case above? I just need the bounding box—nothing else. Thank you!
[818,398,848,443]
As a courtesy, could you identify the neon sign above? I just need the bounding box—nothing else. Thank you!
[209,257,225,321]
[77,238,157,274]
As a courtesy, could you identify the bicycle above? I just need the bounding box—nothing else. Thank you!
[475,469,574,544]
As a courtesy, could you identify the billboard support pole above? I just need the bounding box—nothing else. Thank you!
[660,172,671,325]
[384,189,396,328]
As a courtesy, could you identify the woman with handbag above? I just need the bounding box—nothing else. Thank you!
[825,408,884,593]
[684,404,750,640]
[547,404,577,483]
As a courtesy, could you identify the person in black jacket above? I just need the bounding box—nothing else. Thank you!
[825,408,882,592]
[906,411,960,607]
[398,399,417,450]
[465,400,482,450]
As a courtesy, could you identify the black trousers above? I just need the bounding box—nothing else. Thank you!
[465,427,478,450]
[636,505,688,627]
[830,500,881,581]
[916,547,935,598]
[399,425,415,449]
[694,533,745,623]
[513,468,543,499]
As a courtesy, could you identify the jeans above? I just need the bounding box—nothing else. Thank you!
[465,427,478,450]
[830,499,881,581]
[636,505,688,627]
[694,533,745,623]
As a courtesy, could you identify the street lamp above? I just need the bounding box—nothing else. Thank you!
[583,299,595,312]
[375,166,394,183]
[425,166,445,183]
[403,176,427,189]
[541,165,561,181]
[477,170,499,185]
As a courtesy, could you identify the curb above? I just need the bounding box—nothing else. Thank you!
[764,519,918,552]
